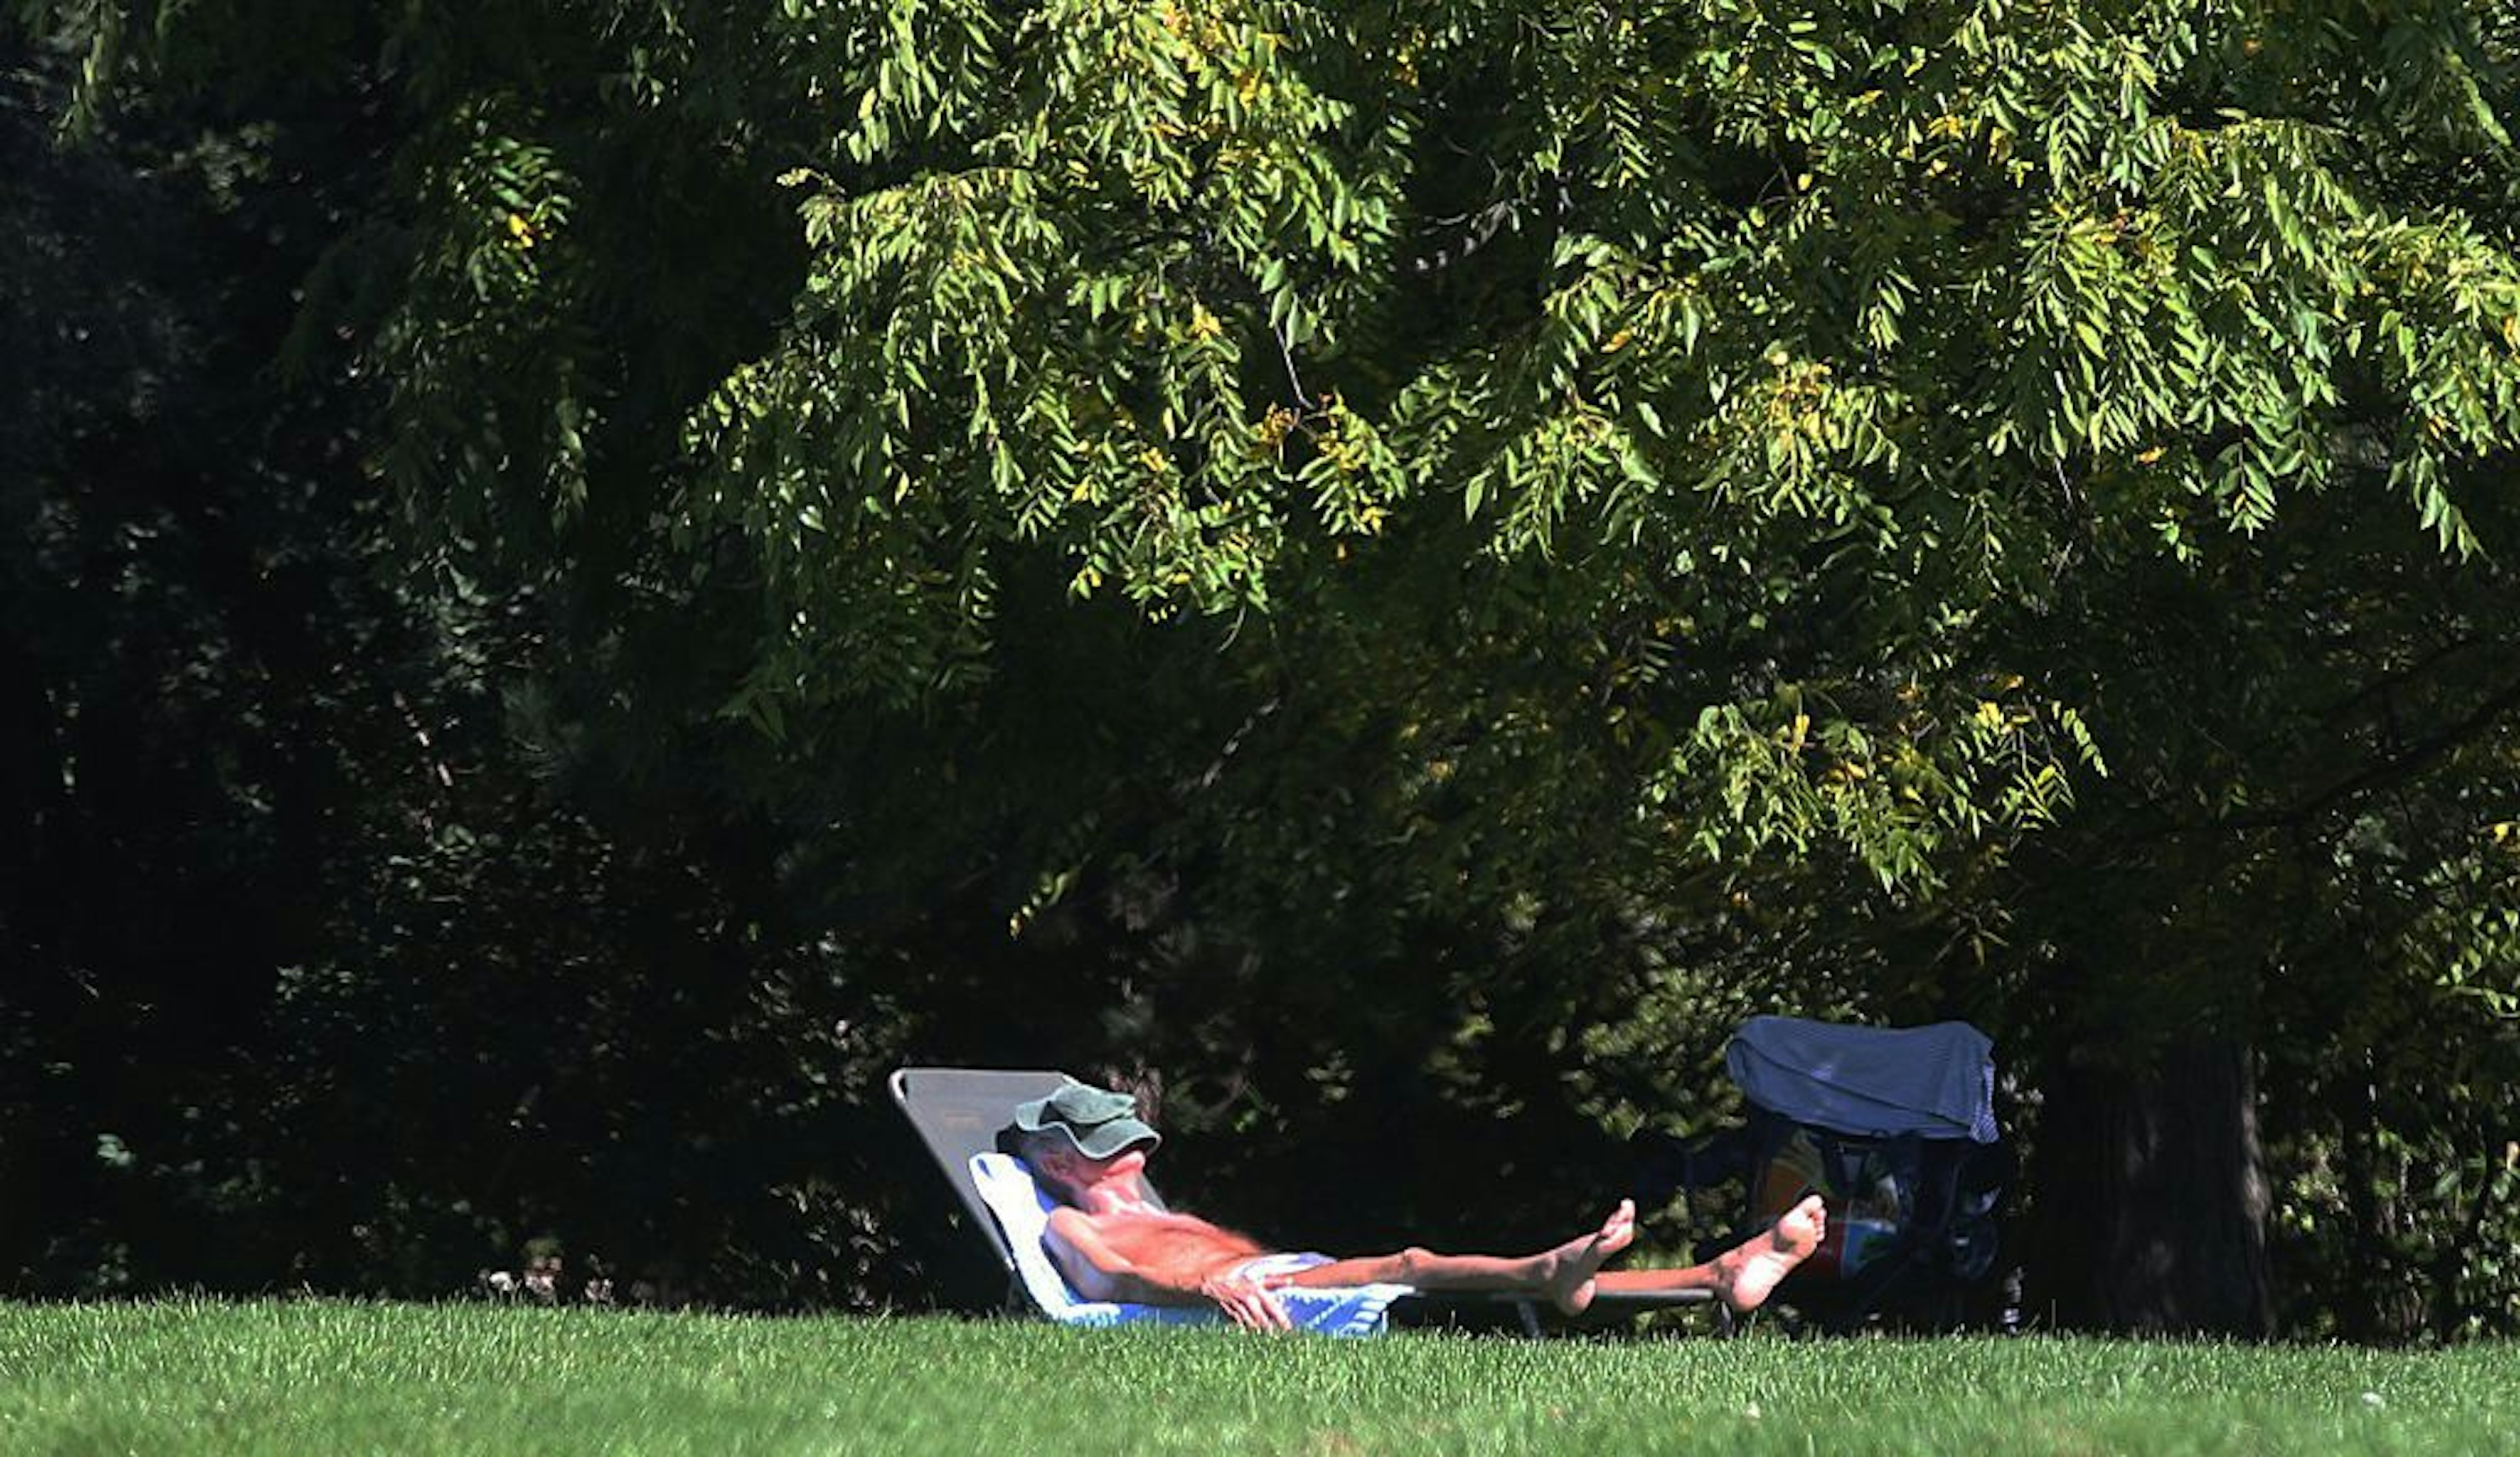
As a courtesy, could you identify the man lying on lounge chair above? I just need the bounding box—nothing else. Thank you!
[1003,1079,1826,1334]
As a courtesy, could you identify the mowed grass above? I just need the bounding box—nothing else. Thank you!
[3,1301,2514,1455]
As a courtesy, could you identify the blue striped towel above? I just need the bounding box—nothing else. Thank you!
[1727,1016,1999,1143]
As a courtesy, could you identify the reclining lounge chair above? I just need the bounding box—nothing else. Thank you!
[1628,1016,2015,1333]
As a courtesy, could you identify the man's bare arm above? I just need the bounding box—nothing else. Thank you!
[1041,1210,1292,1332]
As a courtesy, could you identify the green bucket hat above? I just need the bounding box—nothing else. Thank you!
[1012,1079,1161,1160]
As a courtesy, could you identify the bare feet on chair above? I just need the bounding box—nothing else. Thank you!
[1712,1195,1825,1313]
[1542,1199,1637,1315]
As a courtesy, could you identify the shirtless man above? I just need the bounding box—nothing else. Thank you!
[1005,1079,1827,1333]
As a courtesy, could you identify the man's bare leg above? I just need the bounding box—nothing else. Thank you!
[1593,1194,1828,1313]
[1273,1200,1638,1315]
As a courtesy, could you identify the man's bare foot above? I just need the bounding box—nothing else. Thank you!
[1712,1195,1826,1313]
[1542,1199,1637,1315]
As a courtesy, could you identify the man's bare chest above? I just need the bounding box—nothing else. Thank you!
[1091,1210,1263,1269]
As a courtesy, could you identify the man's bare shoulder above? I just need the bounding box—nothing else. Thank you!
[1050,1205,1196,1237]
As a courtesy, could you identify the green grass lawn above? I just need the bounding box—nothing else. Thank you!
[3,1301,2513,1455]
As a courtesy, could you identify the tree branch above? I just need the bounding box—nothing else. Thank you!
[2210,672,2520,835]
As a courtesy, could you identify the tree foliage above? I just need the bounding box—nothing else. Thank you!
[10,0,2519,1334]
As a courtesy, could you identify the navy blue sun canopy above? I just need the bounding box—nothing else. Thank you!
[1725,1017,2000,1144]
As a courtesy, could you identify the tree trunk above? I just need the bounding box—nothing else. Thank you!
[2030,1035,2275,1336]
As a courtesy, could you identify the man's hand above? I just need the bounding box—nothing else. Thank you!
[1198,1271,1294,1332]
